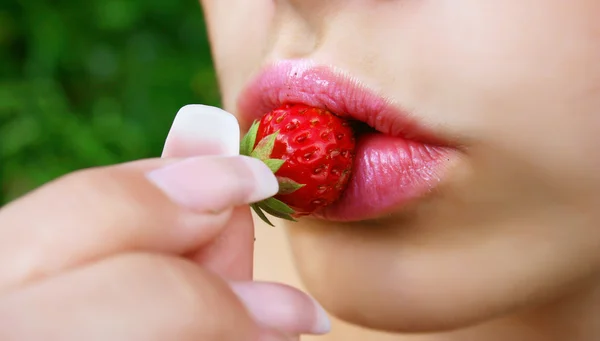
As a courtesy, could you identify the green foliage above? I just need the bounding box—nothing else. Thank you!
[0,0,221,204]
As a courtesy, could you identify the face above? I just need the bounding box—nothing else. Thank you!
[200,0,600,333]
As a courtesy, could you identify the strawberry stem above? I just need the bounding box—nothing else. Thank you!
[240,120,302,226]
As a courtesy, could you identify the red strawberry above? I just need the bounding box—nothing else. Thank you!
[240,103,356,226]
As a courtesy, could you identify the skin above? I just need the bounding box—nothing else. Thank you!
[0,108,328,340]
[200,0,600,340]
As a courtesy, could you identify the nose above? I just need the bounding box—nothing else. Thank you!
[269,0,347,59]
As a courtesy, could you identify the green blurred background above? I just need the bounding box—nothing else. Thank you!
[0,0,221,204]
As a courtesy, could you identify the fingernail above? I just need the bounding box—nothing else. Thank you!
[230,281,331,335]
[146,156,278,212]
[162,105,240,157]
[242,157,280,204]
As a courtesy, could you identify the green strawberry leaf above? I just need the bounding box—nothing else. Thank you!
[251,131,279,160]
[263,197,295,215]
[277,176,305,195]
[251,203,274,227]
[259,203,297,222]
[240,120,260,156]
[263,159,285,173]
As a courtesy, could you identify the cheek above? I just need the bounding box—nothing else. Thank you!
[407,0,600,139]
[405,0,600,192]
[201,0,275,112]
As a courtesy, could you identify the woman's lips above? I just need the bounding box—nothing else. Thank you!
[317,134,452,221]
[237,60,458,222]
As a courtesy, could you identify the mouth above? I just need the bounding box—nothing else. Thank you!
[237,59,459,222]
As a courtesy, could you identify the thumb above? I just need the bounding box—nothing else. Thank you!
[160,104,259,281]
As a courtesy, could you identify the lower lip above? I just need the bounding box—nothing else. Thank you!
[316,133,454,221]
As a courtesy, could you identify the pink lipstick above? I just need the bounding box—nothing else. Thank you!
[237,60,457,221]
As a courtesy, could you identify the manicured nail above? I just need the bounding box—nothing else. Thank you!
[146,156,278,212]
[162,104,240,157]
[230,281,331,335]
[242,157,281,204]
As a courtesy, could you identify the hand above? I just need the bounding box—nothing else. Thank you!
[0,105,330,341]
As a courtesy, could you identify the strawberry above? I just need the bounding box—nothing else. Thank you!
[239,103,356,226]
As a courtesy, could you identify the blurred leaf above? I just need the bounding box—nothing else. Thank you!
[0,115,40,158]
[1,0,220,204]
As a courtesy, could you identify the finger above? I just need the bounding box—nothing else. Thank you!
[161,104,256,280]
[231,281,331,335]
[0,155,278,292]
[0,253,330,340]
[188,206,255,280]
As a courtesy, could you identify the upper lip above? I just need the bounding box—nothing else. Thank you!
[236,59,448,145]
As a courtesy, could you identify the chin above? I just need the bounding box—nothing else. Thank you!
[284,223,493,332]
[282,214,599,333]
